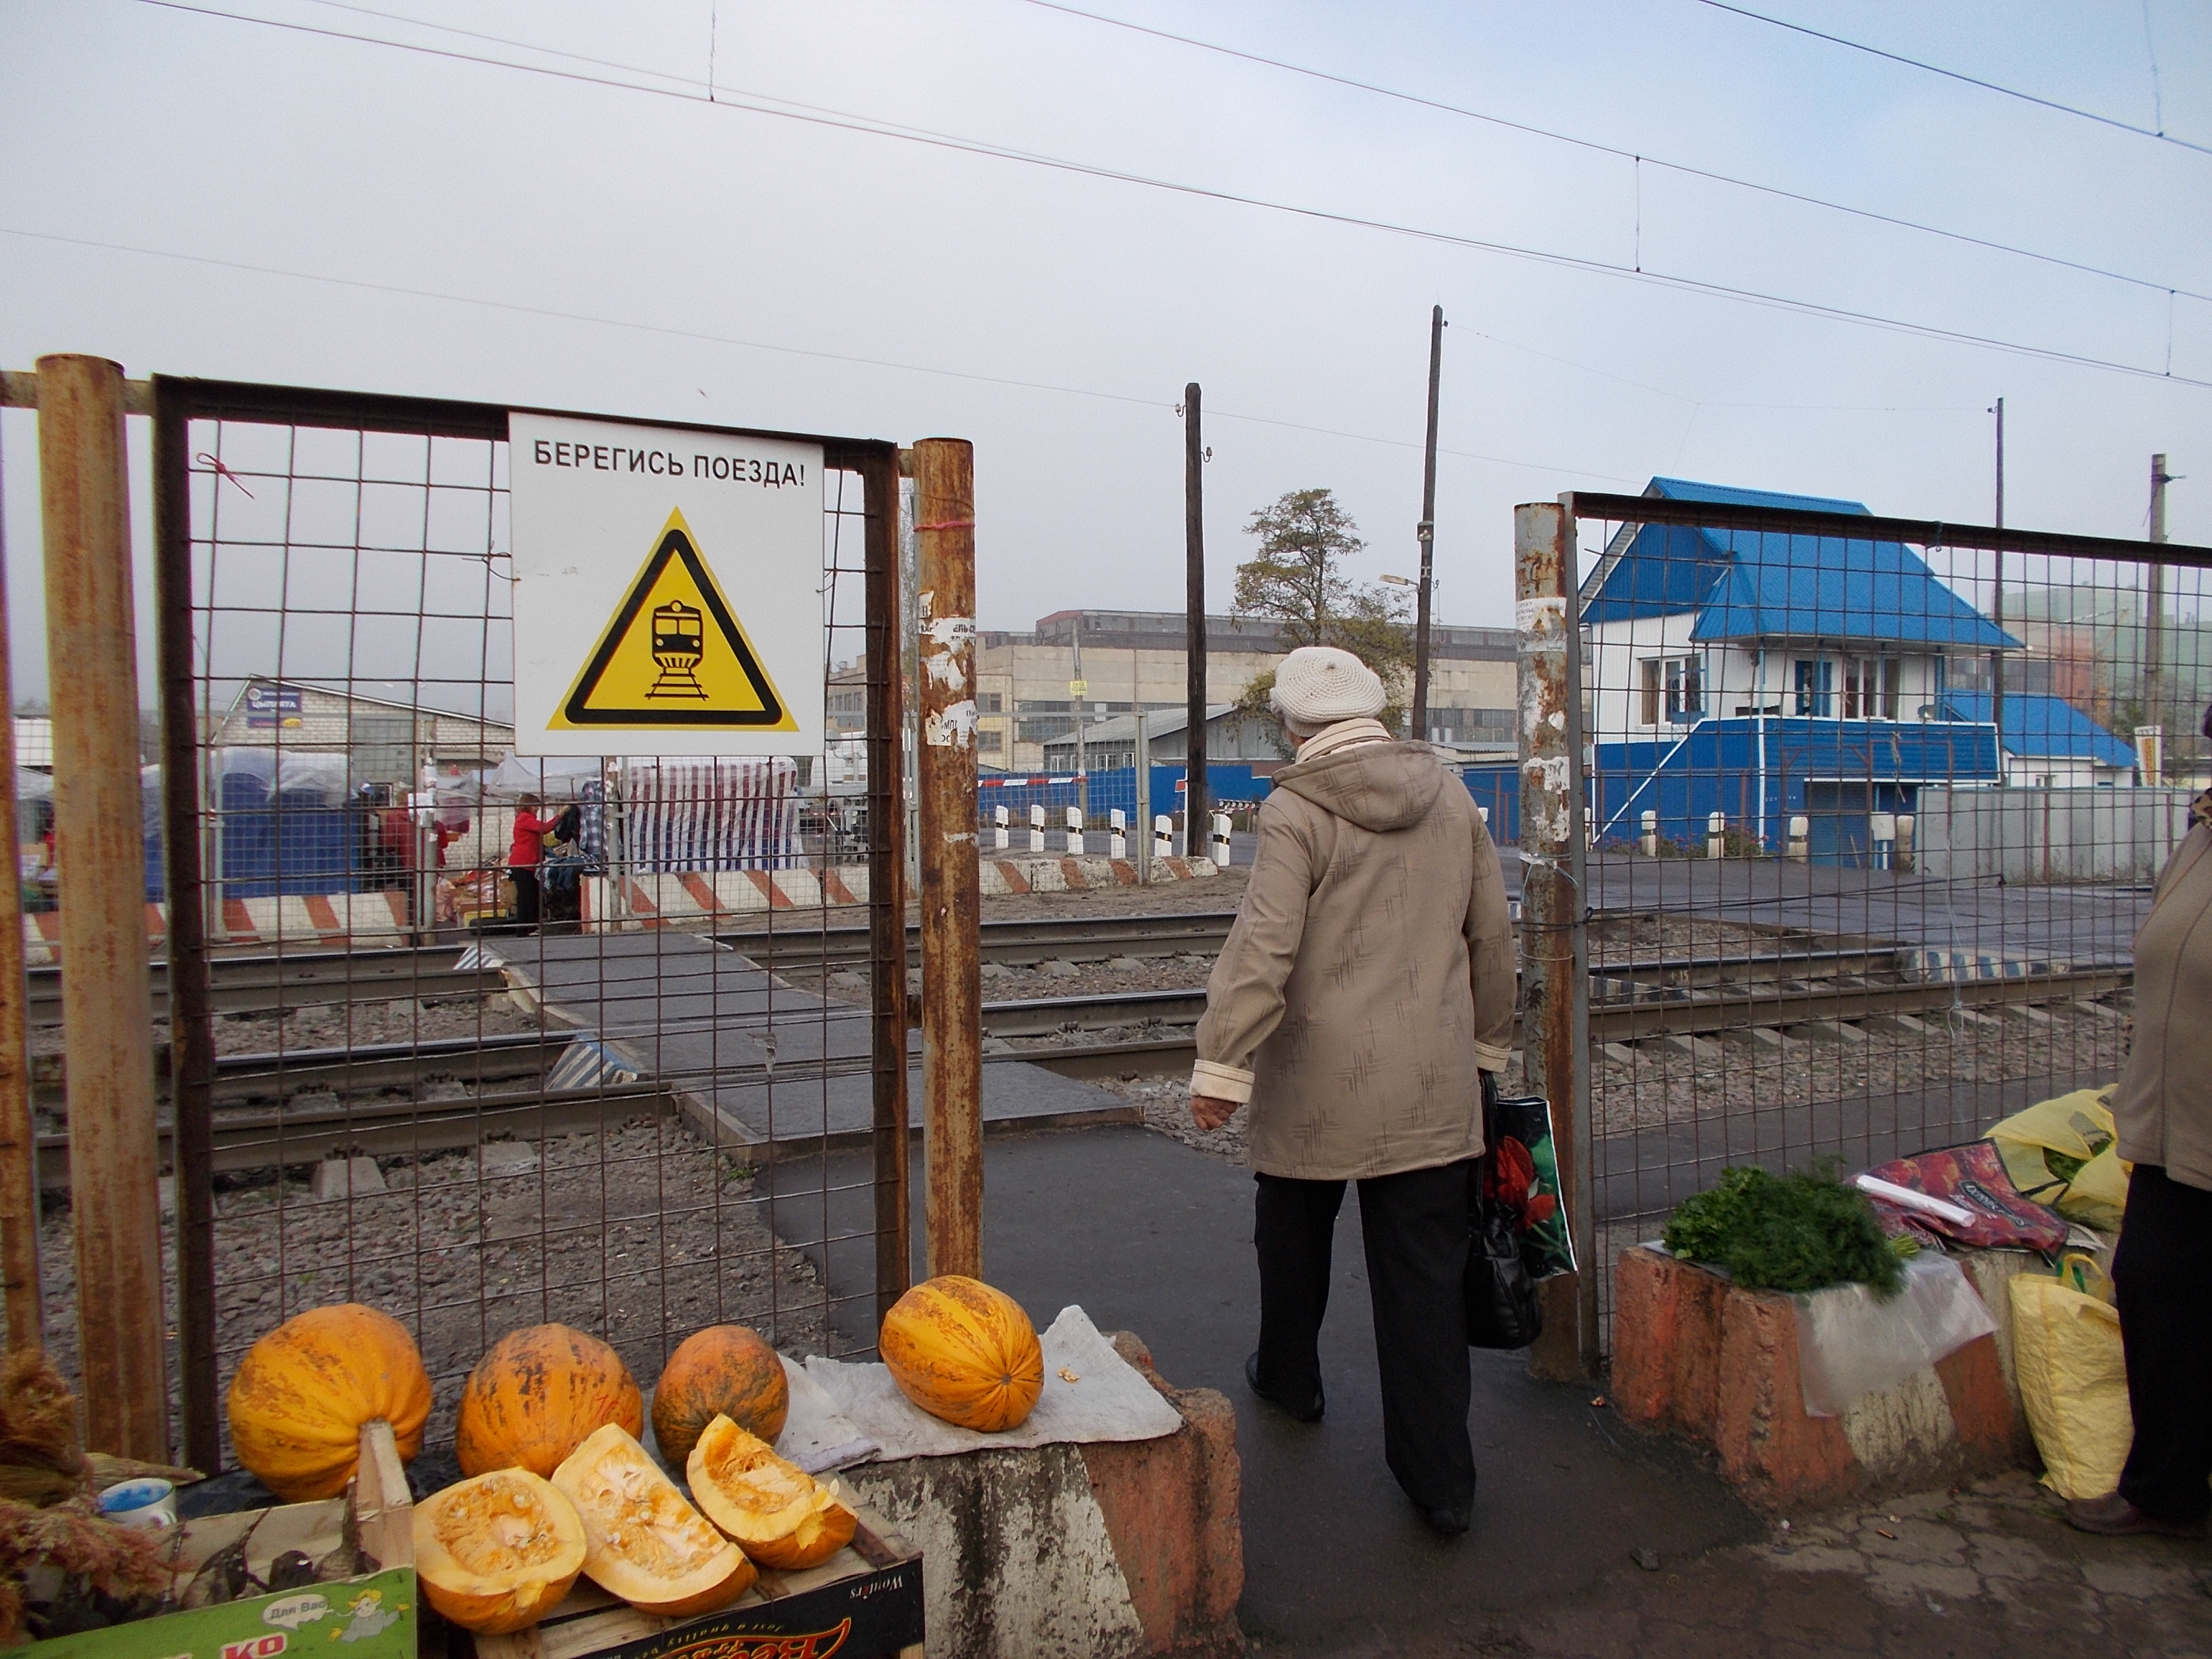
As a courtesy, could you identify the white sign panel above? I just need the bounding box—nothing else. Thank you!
[510,413,825,756]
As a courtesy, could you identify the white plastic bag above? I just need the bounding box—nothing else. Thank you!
[1793,1253,1998,1417]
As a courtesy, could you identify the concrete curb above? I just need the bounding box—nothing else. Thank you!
[20,855,1222,960]
[1614,1246,2029,1511]
[838,1330,1244,1658]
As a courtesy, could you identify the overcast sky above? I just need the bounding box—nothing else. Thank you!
[2,0,2207,706]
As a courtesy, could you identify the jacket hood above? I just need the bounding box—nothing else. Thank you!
[1271,739,1447,833]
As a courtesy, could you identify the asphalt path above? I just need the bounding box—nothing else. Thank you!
[764,1125,1759,1654]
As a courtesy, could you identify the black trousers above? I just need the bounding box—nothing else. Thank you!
[1253,1160,1475,1511]
[510,866,541,927]
[2115,1163,2212,1524]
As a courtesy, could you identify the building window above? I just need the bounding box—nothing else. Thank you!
[977,692,1004,714]
[1793,658,1833,717]
[1640,657,1702,724]
[1843,658,1901,720]
[977,728,1004,753]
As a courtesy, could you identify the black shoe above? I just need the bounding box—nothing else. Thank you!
[1244,1352,1324,1422]
[1422,1507,1472,1536]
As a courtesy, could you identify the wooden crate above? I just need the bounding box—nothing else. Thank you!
[474,1504,923,1659]
[33,1420,415,1658]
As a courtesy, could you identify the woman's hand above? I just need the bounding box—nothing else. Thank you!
[1190,1093,1239,1132]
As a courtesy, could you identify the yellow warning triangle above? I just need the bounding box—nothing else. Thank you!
[550,508,798,731]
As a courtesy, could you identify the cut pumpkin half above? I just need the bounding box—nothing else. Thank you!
[413,1467,587,1635]
[687,1414,858,1571]
[551,1422,757,1617]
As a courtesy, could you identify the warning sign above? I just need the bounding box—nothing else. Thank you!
[550,510,794,730]
[510,413,824,755]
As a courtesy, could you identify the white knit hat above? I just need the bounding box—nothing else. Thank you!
[1269,645,1387,724]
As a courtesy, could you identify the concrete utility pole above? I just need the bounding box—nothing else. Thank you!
[1183,384,1208,857]
[1412,306,1444,741]
[913,438,984,1280]
[2145,453,2172,734]
[1071,614,1087,827]
[1990,398,2006,785]
[0,420,37,1356]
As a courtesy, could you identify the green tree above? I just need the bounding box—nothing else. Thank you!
[1231,489,1414,739]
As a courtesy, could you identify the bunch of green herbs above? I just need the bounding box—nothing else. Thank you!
[1661,1160,1906,1297]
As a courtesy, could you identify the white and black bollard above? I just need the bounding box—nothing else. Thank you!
[1706,811,1727,860]
[993,803,1010,852]
[1153,814,1174,861]
[1064,804,1084,856]
[1787,815,1809,863]
[1108,808,1128,859]
[1209,811,1232,868]
[1640,808,1658,858]
[1028,802,1047,855]
[1895,813,1915,874]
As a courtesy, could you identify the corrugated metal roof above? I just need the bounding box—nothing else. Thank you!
[1938,691,2136,766]
[1582,478,2018,649]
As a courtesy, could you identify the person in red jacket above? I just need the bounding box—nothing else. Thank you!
[508,793,556,929]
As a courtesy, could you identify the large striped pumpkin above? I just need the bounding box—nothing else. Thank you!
[651,1324,789,1469]
[878,1276,1043,1433]
[455,1324,643,1479]
[227,1304,432,1501]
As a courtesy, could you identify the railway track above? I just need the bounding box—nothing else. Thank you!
[31,961,2131,1185]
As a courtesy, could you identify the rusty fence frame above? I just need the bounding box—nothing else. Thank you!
[148,376,911,1473]
[1519,487,2212,1374]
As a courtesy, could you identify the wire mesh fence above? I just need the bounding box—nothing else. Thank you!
[1559,485,2207,1351]
[18,380,907,1473]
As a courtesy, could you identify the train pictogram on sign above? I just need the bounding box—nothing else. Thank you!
[550,509,796,731]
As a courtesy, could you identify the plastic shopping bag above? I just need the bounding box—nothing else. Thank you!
[2009,1273,2132,1501]
[1986,1088,2130,1232]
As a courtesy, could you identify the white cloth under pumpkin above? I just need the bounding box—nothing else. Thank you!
[776,1305,1182,1468]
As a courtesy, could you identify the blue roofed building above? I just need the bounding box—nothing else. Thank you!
[1578,477,2132,865]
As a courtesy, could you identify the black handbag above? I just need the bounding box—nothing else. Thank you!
[1465,1075,1544,1350]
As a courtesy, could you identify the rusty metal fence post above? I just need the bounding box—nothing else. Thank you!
[1515,499,1597,1383]
[150,378,221,1471]
[0,434,39,1353]
[37,354,169,1457]
[861,447,913,1318]
[912,438,983,1280]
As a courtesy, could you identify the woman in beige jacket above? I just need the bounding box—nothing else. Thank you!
[1189,646,1516,1535]
[2068,701,2212,1540]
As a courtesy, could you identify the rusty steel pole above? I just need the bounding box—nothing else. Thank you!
[862,445,913,1319]
[1412,305,1443,739]
[0,428,41,1352]
[912,438,983,1280]
[38,354,168,1456]
[1515,499,1596,1383]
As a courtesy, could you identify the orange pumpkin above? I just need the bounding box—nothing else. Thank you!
[687,1414,856,1570]
[455,1324,643,1479]
[878,1275,1044,1433]
[226,1305,432,1501]
[413,1468,587,1635]
[552,1423,756,1616]
[651,1325,790,1468]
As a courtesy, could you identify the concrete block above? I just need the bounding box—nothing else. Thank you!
[1599,1042,1640,1066]
[310,1156,386,1201]
[1612,1246,2027,1513]
[1798,1019,1868,1046]
[1997,1002,2055,1026]
[478,1141,539,1179]
[837,1330,1242,1659]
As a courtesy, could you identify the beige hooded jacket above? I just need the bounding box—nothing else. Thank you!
[2110,798,2212,1191]
[1190,720,1516,1181]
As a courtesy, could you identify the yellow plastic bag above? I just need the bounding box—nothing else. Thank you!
[1987,1088,2130,1231]
[2009,1273,2132,1500]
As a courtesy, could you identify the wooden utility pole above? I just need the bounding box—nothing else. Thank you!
[1516,499,1595,1383]
[1412,306,1444,741]
[862,445,911,1324]
[912,438,983,1280]
[0,428,39,1353]
[39,354,167,1456]
[1183,385,1208,859]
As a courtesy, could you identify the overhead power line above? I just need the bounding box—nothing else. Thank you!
[0,224,1643,485]
[1696,0,2211,157]
[129,0,2211,390]
[1021,0,2207,301]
